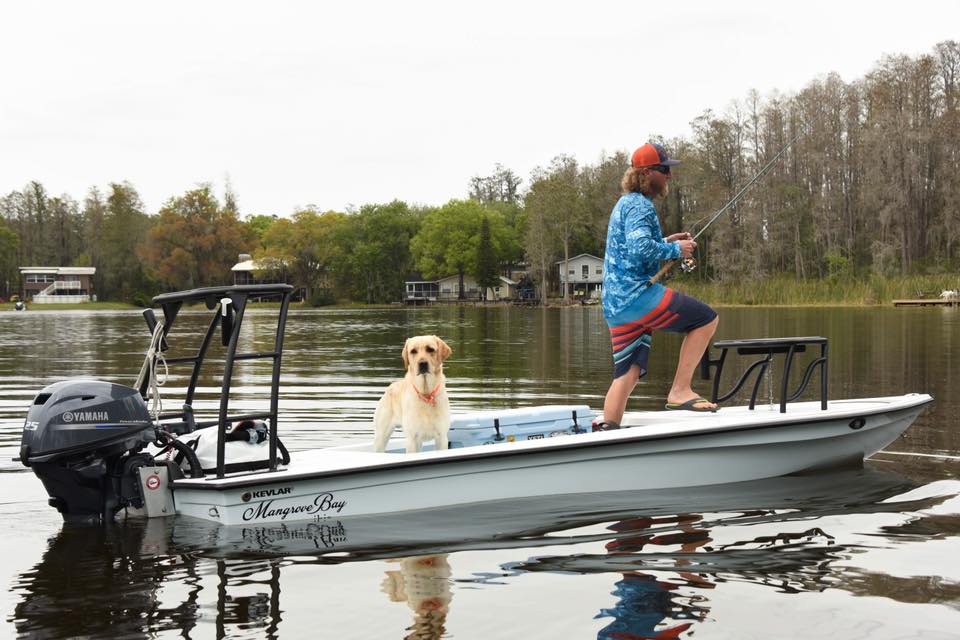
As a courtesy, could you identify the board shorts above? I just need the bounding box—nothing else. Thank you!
[606,285,717,379]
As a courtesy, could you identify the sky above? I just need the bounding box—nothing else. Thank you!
[1,1,958,217]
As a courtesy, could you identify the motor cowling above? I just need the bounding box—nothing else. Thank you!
[20,380,158,524]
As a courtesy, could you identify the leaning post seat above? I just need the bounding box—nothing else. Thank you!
[698,336,828,413]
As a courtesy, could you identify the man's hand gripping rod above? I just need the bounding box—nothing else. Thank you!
[648,122,811,285]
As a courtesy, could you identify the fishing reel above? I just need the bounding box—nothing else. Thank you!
[679,257,698,273]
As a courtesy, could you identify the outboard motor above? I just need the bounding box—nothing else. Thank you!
[19,380,158,524]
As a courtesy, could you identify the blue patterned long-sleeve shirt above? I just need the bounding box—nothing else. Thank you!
[601,192,681,318]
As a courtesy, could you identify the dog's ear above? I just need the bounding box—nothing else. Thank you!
[435,336,452,362]
[402,338,411,369]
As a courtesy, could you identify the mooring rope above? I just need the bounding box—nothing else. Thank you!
[134,321,169,421]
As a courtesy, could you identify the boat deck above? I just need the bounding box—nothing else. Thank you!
[171,394,932,491]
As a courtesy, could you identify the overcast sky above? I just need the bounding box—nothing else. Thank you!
[1,1,957,217]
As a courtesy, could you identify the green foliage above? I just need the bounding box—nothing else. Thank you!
[130,291,153,308]
[469,164,522,205]
[342,201,421,303]
[475,216,499,298]
[99,183,155,302]
[0,220,18,298]
[306,288,336,307]
[412,199,483,281]
[257,208,348,300]
[410,199,514,299]
[2,41,958,307]
[143,185,254,291]
[524,155,589,300]
[244,214,279,246]
[680,273,960,306]
[825,251,852,284]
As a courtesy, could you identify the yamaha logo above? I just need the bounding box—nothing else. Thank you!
[61,410,109,423]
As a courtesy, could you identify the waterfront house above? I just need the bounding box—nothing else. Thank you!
[405,274,519,303]
[404,279,440,304]
[231,254,304,300]
[557,253,603,300]
[19,266,96,303]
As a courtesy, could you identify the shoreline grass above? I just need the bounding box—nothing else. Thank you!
[674,274,959,307]
[2,275,956,311]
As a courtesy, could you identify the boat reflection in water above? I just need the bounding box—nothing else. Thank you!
[10,466,956,639]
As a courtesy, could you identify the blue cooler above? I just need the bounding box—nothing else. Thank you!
[447,405,596,448]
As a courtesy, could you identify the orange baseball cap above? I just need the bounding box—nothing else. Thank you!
[630,143,681,169]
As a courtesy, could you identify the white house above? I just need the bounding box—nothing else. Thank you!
[422,274,519,302]
[557,253,603,299]
[20,266,96,303]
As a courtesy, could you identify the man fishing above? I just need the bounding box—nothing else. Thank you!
[598,143,719,430]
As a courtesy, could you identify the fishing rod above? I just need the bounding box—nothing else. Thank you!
[649,118,814,285]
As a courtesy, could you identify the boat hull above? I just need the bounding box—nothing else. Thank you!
[171,395,932,525]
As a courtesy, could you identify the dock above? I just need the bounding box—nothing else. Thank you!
[893,299,960,307]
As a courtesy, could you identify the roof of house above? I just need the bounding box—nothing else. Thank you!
[433,274,517,286]
[555,253,602,264]
[231,258,286,272]
[19,266,96,275]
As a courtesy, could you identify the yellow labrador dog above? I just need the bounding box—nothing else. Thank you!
[373,335,452,453]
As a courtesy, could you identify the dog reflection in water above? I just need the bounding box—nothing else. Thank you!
[381,554,452,639]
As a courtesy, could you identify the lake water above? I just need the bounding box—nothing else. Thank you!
[1,305,958,639]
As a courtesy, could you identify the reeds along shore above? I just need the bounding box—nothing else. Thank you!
[1,275,958,310]
[677,274,960,306]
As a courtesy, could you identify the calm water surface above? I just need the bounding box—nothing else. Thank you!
[0,305,958,639]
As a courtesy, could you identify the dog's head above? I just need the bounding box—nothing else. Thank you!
[402,335,452,377]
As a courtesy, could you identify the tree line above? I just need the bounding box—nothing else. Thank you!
[1,41,957,305]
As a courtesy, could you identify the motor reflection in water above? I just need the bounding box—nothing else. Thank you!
[8,466,958,639]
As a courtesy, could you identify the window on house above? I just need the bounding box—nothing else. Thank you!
[596,268,602,275]
[582,265,589,279]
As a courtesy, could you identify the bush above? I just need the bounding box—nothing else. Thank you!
[130,291,152,308]
[307,288,336,307]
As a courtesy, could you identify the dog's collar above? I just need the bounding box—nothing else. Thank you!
[412,381,443,406]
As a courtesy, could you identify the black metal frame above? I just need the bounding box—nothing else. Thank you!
[699,336,828,413]
[138,284,294,478]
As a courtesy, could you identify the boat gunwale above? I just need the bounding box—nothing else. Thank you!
[170,394,933,492]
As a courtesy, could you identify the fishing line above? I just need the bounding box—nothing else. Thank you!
[650,111,821,284]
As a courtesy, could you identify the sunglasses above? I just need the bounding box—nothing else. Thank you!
[648,165,671,176]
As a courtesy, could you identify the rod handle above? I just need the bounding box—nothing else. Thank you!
[648,259,679,285]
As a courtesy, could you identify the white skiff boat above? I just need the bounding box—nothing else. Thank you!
[16,285,933,526]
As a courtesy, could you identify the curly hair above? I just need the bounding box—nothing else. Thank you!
[620,167,655,195]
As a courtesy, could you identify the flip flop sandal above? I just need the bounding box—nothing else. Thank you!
[664,397,718,413]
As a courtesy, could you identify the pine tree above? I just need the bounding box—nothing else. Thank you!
[475,216,499,301]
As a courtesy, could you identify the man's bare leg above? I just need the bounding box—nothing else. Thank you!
[602,364,642,426]
[667,317,719,410]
